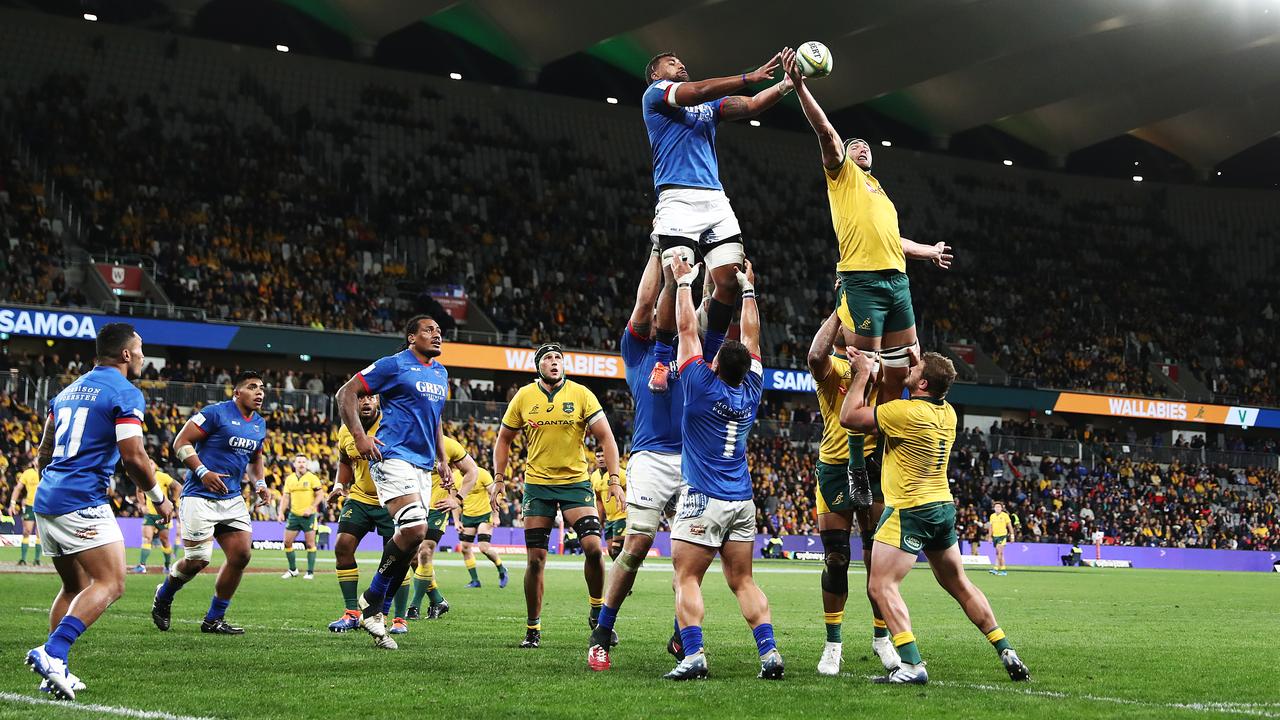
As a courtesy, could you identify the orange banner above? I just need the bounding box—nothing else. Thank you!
[1053,393,1231,424]
[437,343,625,380]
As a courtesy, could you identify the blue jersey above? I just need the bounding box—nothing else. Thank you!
[679,354,764,501]
[182,400,266,500]
[356,349,448,469]
[643,80,724,191]
[36,366,146,515]
[621,323,683,455]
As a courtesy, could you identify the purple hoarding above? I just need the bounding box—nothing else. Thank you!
[115,520,1278,572]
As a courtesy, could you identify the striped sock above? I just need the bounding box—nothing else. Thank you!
[985,626,1012,653]
[426,563,445,605]
[589,596,604,624]
[336,563,360,611]
[139,543,152,566]
[285,550,297,572]
[893,630,922,665]
[306,550,316,574]
[873,617,890,639]
[824,611,844,643]
[465,556,479,582]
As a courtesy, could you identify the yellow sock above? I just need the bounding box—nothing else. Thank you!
[413,564,432,581]
[892,631,916,648]
[336,566,360,582]
[464,556,477,570]
[401,573,412,588]
[589,596,604,608]
[493,556,504,568]
[823,611,844,625]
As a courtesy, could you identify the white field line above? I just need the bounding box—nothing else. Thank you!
[0,691,219,720]
[18,607,326,634]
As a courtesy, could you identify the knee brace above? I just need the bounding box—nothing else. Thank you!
[459,531,476,544]
[573,515,602,540]
[625,504,661,539]
[477,533,492,544]
[820,529,851,595]
[525,527,551,550]
[615,549,645,573]
[393,501,427,530]
[880,341,919,368]
[184,541,213,564]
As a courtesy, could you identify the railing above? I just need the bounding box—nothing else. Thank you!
[988,434,1084,461]
[982,434,1279,471]
[30,375,334,418]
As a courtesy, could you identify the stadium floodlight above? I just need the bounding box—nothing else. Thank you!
[449,72,463,80]
[749,120,761,127]
[1217,171,1223,176]
[276,44,289,53]
[881,140,892,147]
[1132,175,1143,182]
[1002,159,1013,166]
[83,13,98,21]
[606,97,618,104]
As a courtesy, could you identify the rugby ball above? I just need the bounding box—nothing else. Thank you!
[796,41,833,78]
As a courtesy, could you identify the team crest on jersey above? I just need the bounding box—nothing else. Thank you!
[562,402,575,414]
[529,404,539,414]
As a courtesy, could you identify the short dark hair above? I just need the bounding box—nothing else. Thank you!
[233,370,263,389]
[920,352,957,398]
[645,52,676,82]
[403,314,436,347]
[95,322,137,361]
[715,340,752,387]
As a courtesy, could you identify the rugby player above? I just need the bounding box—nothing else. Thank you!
[132,459,178,574]
[279,454,324,580]
[8,458,41,565]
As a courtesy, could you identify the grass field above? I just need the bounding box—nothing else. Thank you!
[1,546,1277,720]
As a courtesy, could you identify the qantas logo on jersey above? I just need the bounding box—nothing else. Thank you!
[526,419,577,428]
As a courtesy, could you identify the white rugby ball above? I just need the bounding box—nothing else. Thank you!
[796,41,833,78]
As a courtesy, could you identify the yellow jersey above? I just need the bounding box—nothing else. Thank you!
[431,436,473,506]
[989,512,1012,537]
[501,380,603,486]
[461,468,496,517]
[337,418,381,506]
[875,396,956,509]
[284,472,323,515]
[814,354,853,464]
[17,467,39,506]
[590,467,628,521]
[826,157,906,273]
[145,471,176,515]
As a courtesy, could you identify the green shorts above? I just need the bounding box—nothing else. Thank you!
[993,535,1009,546]
[815,461,854,514]
[522,480,595,518]
[285,513,316,532]
[338,500,395,539]
[143,513,169,528]
[605,518,627,540]
[427,508,450,532]
[22,507,35,522]
[874,501,957,554]
[461,512,492,528]
[837,270,915,338]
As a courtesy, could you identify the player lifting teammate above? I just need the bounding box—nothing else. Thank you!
[840,347,1029,684]
[664,256,782,681]
[494,343,624,649]
[807,309,899,675]
[26,323,174,700]
[152,371,270,636]
[641,49,793,394]
[335,315,451,650]
[783,47,952,510]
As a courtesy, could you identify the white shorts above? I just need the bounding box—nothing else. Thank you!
[651,188,744,270]
[180,496,252,543]
[370,458,432,505]
[626,451,684,512]
[35,504,124,557]
[669,488,756,548]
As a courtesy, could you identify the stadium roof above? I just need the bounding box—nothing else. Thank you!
[164,0,1280,173]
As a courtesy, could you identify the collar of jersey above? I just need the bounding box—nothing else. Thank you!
[537,380,566,403]
[912,395,945,406]
[403,348,437,368]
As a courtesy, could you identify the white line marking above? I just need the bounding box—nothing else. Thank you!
[18,608,326,635]
[925,680,1280,718]
[0,691,218,720]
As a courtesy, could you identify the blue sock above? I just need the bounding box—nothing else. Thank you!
[44,616,86,662]
[703,329,726,361]
[157,575,183,601]
[205,596,230,622]
[367,569,393,605]
[679,625,704,656]
[654,340,672,365]
[753,623,777,656]
[598,604,619,631]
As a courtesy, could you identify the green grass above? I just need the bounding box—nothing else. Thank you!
[1,547,1277,720]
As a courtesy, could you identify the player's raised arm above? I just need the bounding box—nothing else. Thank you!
[736,260,760,357]
[717,57,795,121]
[839,350,877,433]
[629,246,664,337]
[901,237,953,269]
[661,52,781,108]
[807,309,843,382]
[672,253,703,366]
[782,47,844,171]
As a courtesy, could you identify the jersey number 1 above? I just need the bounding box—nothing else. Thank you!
[723,421,740,458]
[53,407,91,458]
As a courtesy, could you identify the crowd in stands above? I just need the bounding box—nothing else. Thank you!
[4,35,1279,407]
